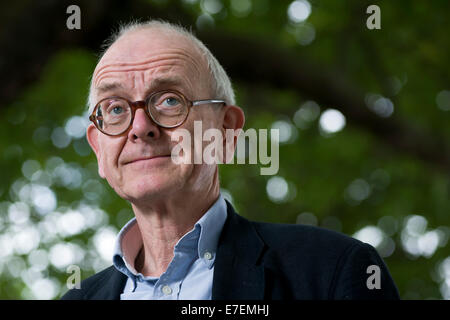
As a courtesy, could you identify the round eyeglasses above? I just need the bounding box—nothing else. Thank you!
[89,90,226,136]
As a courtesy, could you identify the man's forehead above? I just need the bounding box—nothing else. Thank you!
[96,76,188,96]
[91,28,210,94]
[96,28,202,69]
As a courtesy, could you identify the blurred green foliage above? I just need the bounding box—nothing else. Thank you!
[0,0,449,299]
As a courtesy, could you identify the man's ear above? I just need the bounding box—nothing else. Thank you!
[86,124,106,178]
[221,105,245,163]
[222,105,245,131]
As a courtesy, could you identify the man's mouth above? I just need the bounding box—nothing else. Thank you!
[125,155,171,165]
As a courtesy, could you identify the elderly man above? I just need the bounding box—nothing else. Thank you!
[62,20,399,300]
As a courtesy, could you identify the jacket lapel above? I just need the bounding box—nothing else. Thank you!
[212,201,266,300]
[84,266,128,300]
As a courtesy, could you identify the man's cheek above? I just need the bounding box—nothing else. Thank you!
[97,150,112,180]
[97,140,122,180]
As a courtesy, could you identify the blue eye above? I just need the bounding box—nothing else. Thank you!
[163,97,180,107]
[112,106,123,114]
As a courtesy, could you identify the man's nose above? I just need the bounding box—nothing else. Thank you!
[128,108,161,141]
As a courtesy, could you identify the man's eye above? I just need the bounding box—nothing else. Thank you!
[162,97,181,107]
[108,105,125,115]
[112,106,123,114]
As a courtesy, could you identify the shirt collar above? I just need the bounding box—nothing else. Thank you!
[194,193,227,268]
[112,193,228,279]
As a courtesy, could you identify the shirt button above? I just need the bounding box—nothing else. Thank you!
[203,251,213,260]
[162,285,172,295]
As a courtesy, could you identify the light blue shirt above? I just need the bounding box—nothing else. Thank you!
[112,194,227,300]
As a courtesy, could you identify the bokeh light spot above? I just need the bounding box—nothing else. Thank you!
[287,0,311,23]
[319,109,346,134]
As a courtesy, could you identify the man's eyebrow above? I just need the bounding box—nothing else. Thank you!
[96,82,125,95]
[147,77,186,93]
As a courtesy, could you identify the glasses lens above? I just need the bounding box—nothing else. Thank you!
[148,91,188,127]
[96,98,131,135]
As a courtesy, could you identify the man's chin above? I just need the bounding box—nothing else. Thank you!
[120,177,182,203]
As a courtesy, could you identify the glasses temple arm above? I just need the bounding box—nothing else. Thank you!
[192,99,226,106]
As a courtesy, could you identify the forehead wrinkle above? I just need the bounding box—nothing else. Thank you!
[97,48,201,70]
[94,59,196,94]
[96,72,195,101]
[93,50,205,87]
[94,60,202,91]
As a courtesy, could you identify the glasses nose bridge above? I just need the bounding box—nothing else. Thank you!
[130,99,151,118]
[130,100,147,111]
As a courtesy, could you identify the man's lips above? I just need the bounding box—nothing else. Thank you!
[124,155,171,165]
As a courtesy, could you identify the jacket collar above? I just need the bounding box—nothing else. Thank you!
[83,266,128,300]
[212,200,266,300]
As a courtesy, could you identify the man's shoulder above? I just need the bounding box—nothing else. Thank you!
[242,218,399,299]
[243,218,380,268]
[251,219,361,252]
[227,201,360,253]
[60,265,124,300]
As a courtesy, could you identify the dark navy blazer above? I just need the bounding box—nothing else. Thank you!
[61,200,400,300]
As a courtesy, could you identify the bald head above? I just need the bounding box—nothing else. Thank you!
[88,20,235,112]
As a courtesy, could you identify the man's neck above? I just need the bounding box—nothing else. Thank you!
[130,185,220,277]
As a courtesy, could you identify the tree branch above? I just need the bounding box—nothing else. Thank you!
[0,0,448,172]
